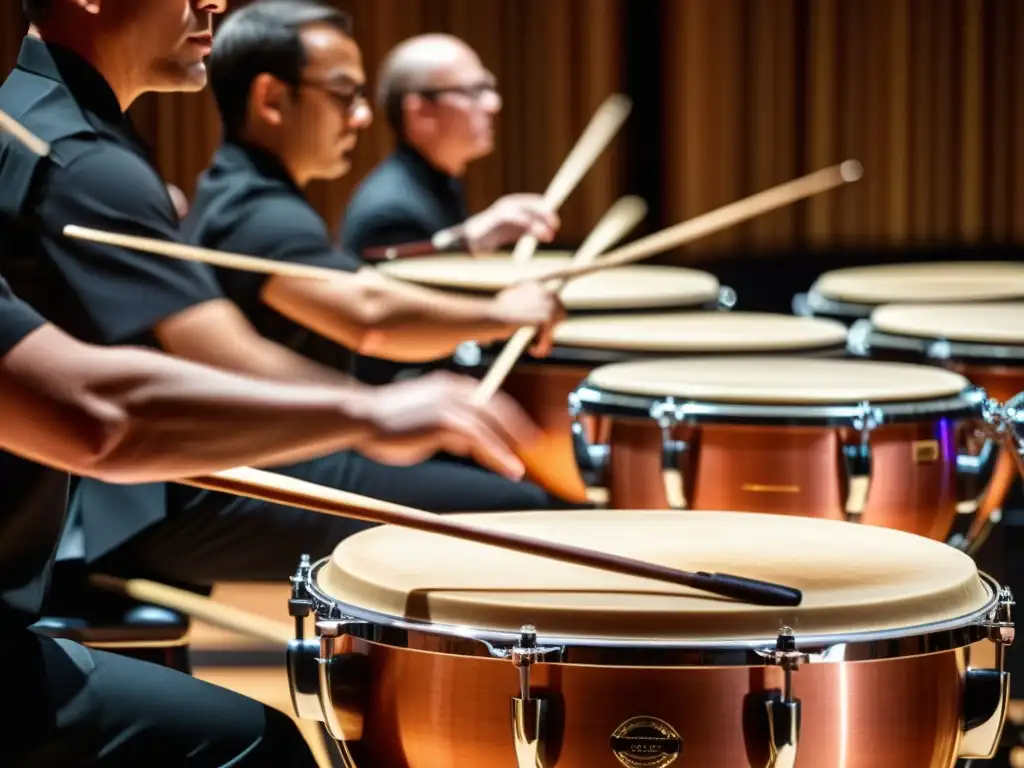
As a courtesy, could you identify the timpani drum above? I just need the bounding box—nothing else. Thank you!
[377,253,736,312]
[570,357,994,542]
[286,509,1014,767]
[503,312,847,504]
[794,262,1024,323]
[378,254,738,503]
[847,303,1024,553]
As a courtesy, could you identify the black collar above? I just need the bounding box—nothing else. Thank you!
[395,141,467,219]
[15,36,124,125]
[216,141,303,195]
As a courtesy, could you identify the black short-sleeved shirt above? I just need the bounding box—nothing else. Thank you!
[337,143,472,384]
[0,276,70,629]
[339,142,469,263]
[0,38,224,560]
[184,142,362,372]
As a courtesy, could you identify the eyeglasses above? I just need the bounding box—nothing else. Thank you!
[416,81,499,103]
[298,78,368,116]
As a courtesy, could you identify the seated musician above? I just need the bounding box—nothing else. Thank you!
[0,0,564,592]
[0,270,539,764]
[338,31,552,385]
[340,33,547,263]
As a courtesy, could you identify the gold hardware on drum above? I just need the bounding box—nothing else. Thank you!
[609,716,683,767]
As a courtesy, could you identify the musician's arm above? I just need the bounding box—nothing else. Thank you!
[37,147,355,388]
[237,198,519,361]
[263,268,520,362]
[0,322,384,484]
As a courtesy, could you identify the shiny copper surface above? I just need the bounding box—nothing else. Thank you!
[605,418,963,540]
[948,363,1024,542]
[500,364,593,504]
[330,639,979,767]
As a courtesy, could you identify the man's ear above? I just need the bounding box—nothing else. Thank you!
[251,74,288,128]
[403,93,435,129]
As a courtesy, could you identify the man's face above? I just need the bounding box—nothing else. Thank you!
[419,47,501,162]
[280,24,372,181]
[104,0,225,92]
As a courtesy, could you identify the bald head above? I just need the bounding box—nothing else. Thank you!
[375,34,500,173]
[377,35,478,126]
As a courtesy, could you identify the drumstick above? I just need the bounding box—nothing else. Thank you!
[472,195,648,404]
[0,108,50,157]
[63,224,341,281]
[180,466,802,607]
[519,160,864,285]
[89,573,294,646]
[510,94,632,263]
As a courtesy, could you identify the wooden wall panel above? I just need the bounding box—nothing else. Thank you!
[0,0,625,242]
[662,0,1021,256]
[1,0,1019,253]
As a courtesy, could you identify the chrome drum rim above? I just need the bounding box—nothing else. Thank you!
[568,380,988,428]
[302,559,1004,668]
[848,318,1024,365]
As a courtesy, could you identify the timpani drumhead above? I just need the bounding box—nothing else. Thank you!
[871,302,1024,345]
[811,262,1024,305]
[553,311,847,352]
[584,356,970,403]
[378,254,721,310]
[316,509,990,641]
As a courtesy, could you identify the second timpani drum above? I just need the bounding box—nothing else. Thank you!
[570,356,994,542]
[499,312,847,504]
[795,262,1024,322]
[377,253,735,312]
[287,509,1014,767]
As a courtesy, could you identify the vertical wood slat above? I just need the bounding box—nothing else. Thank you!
[0,1,1018,252]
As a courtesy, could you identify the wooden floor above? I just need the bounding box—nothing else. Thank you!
[186,582,337,767]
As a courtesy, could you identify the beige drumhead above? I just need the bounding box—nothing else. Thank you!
[584,356,970,403]
[378,254,721,310]
[316,509,990,641]
[872,302,1024,345]
[812,262,1024,305]
[554,311,847,352]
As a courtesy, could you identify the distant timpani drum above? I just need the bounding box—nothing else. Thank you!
[794,262,1024,322]
[287,509,1014,768]
[848,302,1024,551]
[570,356,996,543]
[377,253,736,313]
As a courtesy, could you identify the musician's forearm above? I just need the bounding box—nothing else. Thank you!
[83,349,378,481]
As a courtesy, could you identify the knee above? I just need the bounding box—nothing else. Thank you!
[249,706,320,767]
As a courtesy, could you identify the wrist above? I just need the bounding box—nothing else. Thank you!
[333,382,381,437]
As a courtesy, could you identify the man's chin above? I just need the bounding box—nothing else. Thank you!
[149,61,209,93]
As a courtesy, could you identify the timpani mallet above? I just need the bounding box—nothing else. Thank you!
[510,94,632,263]
[0,108,50,157]
[472,194,648,404]
[89,573,294,645]
[181,466,803,607]
[519,161,865,285]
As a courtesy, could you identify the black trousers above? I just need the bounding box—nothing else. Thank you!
[2,629,317,767]
[95,450,584,585]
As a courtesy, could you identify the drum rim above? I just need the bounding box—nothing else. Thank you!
[475,340,848,368]
[568,380,988,426]
[849,319,1024,363]
[804,288,875,319]
[302,558,1001,667]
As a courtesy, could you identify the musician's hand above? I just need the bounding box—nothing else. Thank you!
[489,280,566,357]
[355,371,540,479]
[463,194,560,252]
